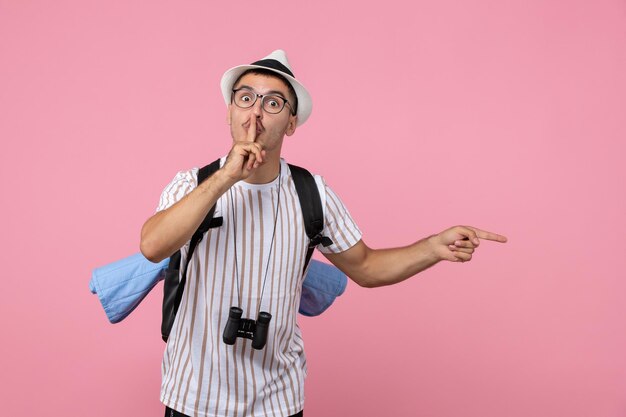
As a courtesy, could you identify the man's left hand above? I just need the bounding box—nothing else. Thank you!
[429,226,508,263]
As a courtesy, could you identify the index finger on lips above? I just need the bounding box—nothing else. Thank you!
[467,226,508,243]
[246,115,257,143]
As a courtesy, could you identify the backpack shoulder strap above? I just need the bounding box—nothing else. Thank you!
[162,158,222,342]
[178,158,222,297]
[288,164,333,274]
[195,159,224,232]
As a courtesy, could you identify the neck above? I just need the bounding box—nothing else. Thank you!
[243,154,281,184]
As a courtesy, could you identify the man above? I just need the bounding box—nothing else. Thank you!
[140,50,507,417]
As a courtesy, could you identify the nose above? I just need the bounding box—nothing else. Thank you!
[251,97,263,119]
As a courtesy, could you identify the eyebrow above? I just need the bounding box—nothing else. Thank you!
[235,84,288,100]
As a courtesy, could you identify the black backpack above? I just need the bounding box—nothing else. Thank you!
[161,159,333,342]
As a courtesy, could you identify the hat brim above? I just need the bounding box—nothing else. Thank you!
[220,64,312,127]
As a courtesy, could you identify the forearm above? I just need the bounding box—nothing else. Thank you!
[140,169,235,262]
[325,236,443,288]
[357,235,442,288]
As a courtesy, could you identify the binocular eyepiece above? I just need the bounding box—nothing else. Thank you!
[223,307,272,350]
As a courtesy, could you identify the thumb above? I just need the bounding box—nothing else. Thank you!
[456,226,480,245]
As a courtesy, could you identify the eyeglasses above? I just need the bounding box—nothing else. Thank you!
[231,87,293,115]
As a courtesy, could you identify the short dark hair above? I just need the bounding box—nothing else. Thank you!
[232,68,298,116]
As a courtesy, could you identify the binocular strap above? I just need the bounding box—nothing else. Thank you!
[228,165,282,316]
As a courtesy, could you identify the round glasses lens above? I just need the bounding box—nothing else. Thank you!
[234,89,256,108]
[262,95,285,114]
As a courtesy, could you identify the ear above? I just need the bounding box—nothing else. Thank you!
[285,115,297,136]
[227,104,232,125]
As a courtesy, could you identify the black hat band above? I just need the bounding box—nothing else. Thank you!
[250,59,295,78]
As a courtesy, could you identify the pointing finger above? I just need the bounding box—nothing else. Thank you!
[466,226,508,243]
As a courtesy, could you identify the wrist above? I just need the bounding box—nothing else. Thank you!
[211,168,237,192]
[195,168,236,200]
[424,234,444,262]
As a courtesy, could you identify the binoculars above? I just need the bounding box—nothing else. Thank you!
[222,307,272,350]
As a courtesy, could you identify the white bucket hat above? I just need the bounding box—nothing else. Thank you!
[220,50,312,126]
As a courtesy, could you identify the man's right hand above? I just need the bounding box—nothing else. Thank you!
[221,116,266,182]
[141,116,269,262]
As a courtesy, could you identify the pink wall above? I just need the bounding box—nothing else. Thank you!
[1,0,625,416]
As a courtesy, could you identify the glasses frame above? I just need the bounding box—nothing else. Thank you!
[231,87,294,115]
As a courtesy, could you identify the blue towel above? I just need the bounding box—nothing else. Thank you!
[89,253,169,323]
[299,260,348,317]
[90,253,347,323]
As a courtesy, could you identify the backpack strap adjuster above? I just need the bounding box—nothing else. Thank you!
[309,233,333,248]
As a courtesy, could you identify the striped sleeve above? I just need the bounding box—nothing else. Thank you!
[156,168,199,212]
[317,178,362,254]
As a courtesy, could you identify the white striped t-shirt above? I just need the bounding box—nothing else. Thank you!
[156,158,361,417]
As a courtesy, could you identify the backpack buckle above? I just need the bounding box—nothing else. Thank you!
[309,233,333,248]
